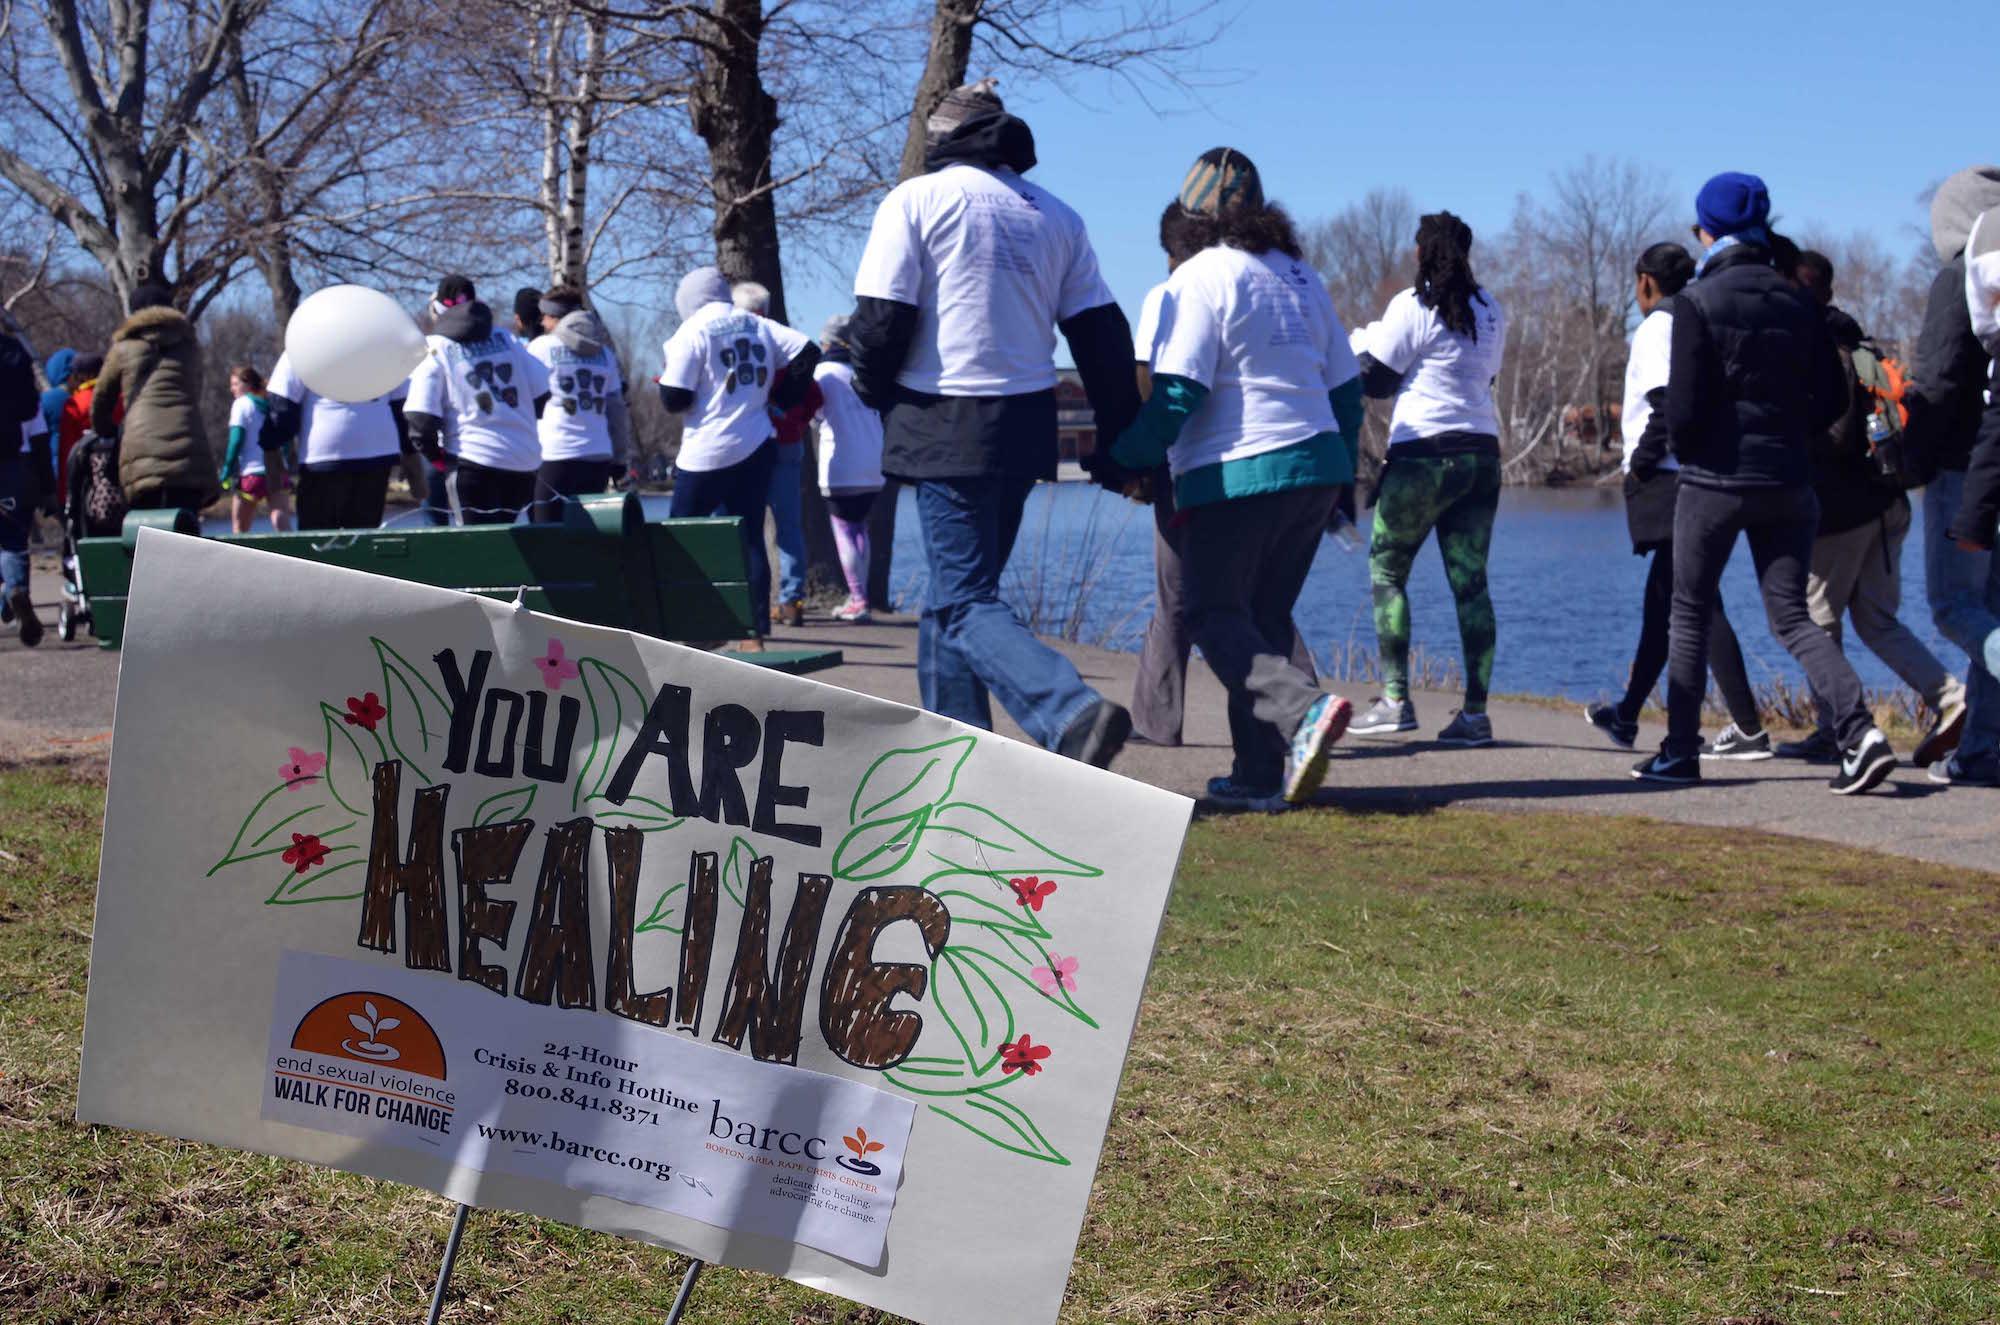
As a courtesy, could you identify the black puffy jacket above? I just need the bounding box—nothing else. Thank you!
[1666,242,1845,490]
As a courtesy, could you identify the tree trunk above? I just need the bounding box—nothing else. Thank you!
[865,0,979,610]
[557,11,605,289]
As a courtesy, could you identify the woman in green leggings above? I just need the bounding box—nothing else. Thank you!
[1347,212,1508,745]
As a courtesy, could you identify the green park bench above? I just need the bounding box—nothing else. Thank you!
[73,493,841,676]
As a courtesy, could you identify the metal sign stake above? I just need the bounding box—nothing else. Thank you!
[424,1203,472,1325]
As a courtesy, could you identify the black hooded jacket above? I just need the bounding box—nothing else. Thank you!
[1906,258,1992,475]
[1809,305,1900,536]
[1666,242,1845,490]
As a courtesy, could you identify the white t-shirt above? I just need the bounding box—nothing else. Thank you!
[268,352,408,466]
[1620,308,1677,474]
[1134,281,1169,364]
[660,302,809,472]
[811,360,884,494]
[1149,247,1359,477]
[229,394,268,476]
[407,330,550,472]
[526,333,622,462]
[1353,286,1506,445]
[852,164,1114,396]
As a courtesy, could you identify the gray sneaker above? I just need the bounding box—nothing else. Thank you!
[1929,754,2000,787]
[1437,710,1494,747]
[1701,723,1773,761]
[1350,696,1418,737]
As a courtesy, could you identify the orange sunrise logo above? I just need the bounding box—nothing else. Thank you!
[290,991,447,1080]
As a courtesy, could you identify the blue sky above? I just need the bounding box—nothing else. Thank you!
[781,0,1995,340]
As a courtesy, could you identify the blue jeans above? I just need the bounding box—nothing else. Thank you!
[914,476,1100,748]
[672,441,775,635]
[1924,471,2000,763]
[0,456,30,596]
[769,442,807,604]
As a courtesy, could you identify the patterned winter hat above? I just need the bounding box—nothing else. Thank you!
[1177,148,1265,218]
[924,78,1004,146]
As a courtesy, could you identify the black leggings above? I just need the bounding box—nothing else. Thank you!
[531,458,616,523]
[1620,542,1759,730]
[296,463,392,531]
[446,460,535,525]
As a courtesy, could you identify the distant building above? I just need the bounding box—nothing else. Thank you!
[1055,369,1096,462]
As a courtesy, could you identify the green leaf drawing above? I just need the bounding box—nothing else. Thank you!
[573,659,653,813]
[635,881,686,935]
[584,792,684,833]
[953,935,1097,1030]
[720,836,758,908]
[929,946,1013,1077]
[831,806,930,881]
[934,882,1051,940]
[847,735,976,825]
[928,1095,1070,1167]
[472,784,536,827]
[882,1052,1026,1099]
[209,784,357,876]
[914,802,1100,888]
[320,702,383,816]
[373,638,449,783]
[264,852,364,906]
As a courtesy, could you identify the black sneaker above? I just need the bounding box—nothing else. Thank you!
[8,589,41,648]
[1631,751,1700,784]
[1058,699,1132,769]
[1584,702,1637,749]
[1912,695,1968,768]
[1701,723,1772,761]
[1774,728,1839,763]
[1830,728,1897,795]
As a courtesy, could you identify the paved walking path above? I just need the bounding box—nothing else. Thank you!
[4,553,1994,872]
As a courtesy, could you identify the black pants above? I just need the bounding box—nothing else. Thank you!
[671,440,776,635]
[296,462,392,531]
[1667,484,1871,758]
[446,459,535,525]
[1181,484,1335,788]
[1620,541,1760,731]
[531,458,616,524]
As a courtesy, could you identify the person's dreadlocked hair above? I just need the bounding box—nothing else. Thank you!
[1414,211,1482,340]
[1159,198,1304,264]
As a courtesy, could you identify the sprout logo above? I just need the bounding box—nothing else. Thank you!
[289,990,446,1080]
[837,1127,886,1176]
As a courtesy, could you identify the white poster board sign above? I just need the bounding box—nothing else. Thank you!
[78,531,1191,1325]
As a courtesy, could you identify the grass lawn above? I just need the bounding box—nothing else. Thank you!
[4,763,1999,1323]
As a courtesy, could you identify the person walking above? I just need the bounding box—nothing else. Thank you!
[525,286,628,522]
[845,79,1140,765]
[1107,147,1363,807]
[1,317,43,642]
[731,281,815,626]
[809,315,885,622]
[1765,250,1967,764]
[1907,167,2000,786]
[92,284,222,513]
[1346,212,1507,746]
[1938,205,2000,786]
[1586,242,1771,756]
[407,275,551,525]
[267,350,408,532]
[220,364,293,533]
[1631,173,1897,792]
[660,266,819,650]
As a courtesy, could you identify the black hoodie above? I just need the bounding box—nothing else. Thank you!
[432,301,495,345]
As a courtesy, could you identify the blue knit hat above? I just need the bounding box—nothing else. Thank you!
[1696,172,1771,239]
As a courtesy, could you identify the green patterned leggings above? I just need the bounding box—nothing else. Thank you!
[1368,451,1501,712]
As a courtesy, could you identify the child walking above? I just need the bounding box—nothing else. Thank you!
[812,316,885,622]
[221,364,293,532]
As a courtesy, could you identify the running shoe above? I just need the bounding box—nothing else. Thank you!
[1830,728,1897,795]
[831,596,872,623]
[1349,696,1417,737]
[1436,710,1493,747]
[1774,728,1839,763]
[1058,698,1133,770]
[1929,754,2000,787]
[1204,776,1292,814]
[8,589,40,648]
[1631,751,1700,784]
[1282,693,1353,804]
[1584,702,1638,749]
[1913,694,1968,768]
[1700,723,1772,761]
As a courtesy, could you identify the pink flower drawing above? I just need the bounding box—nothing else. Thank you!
[1031,954,1079,997]
[278,747,326,792]
[533,639,581,690]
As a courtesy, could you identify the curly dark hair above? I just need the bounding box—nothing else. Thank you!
[1415,211,1481,340]
[1634,241,1696,296]
[1159,198,1304,265]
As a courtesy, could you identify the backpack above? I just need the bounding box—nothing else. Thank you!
[68,432,128,539]
[1851,341,1932,490]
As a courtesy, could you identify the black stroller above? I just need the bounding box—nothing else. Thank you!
[56,431,127,641]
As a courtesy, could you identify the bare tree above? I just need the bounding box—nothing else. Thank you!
[1303,187,1415,483]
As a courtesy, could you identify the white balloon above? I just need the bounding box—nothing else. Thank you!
[283,285,427,402]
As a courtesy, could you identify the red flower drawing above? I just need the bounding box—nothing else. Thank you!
[281,832,331,874]
[1009,876,1057,911]
[343,692,386,732]
[1000,1034,1051,1077]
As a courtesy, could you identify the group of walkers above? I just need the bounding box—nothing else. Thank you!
[5,77,1998,813]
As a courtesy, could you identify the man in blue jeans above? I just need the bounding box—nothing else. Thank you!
[1909,167,2000,785]
[845,81,1140,764]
